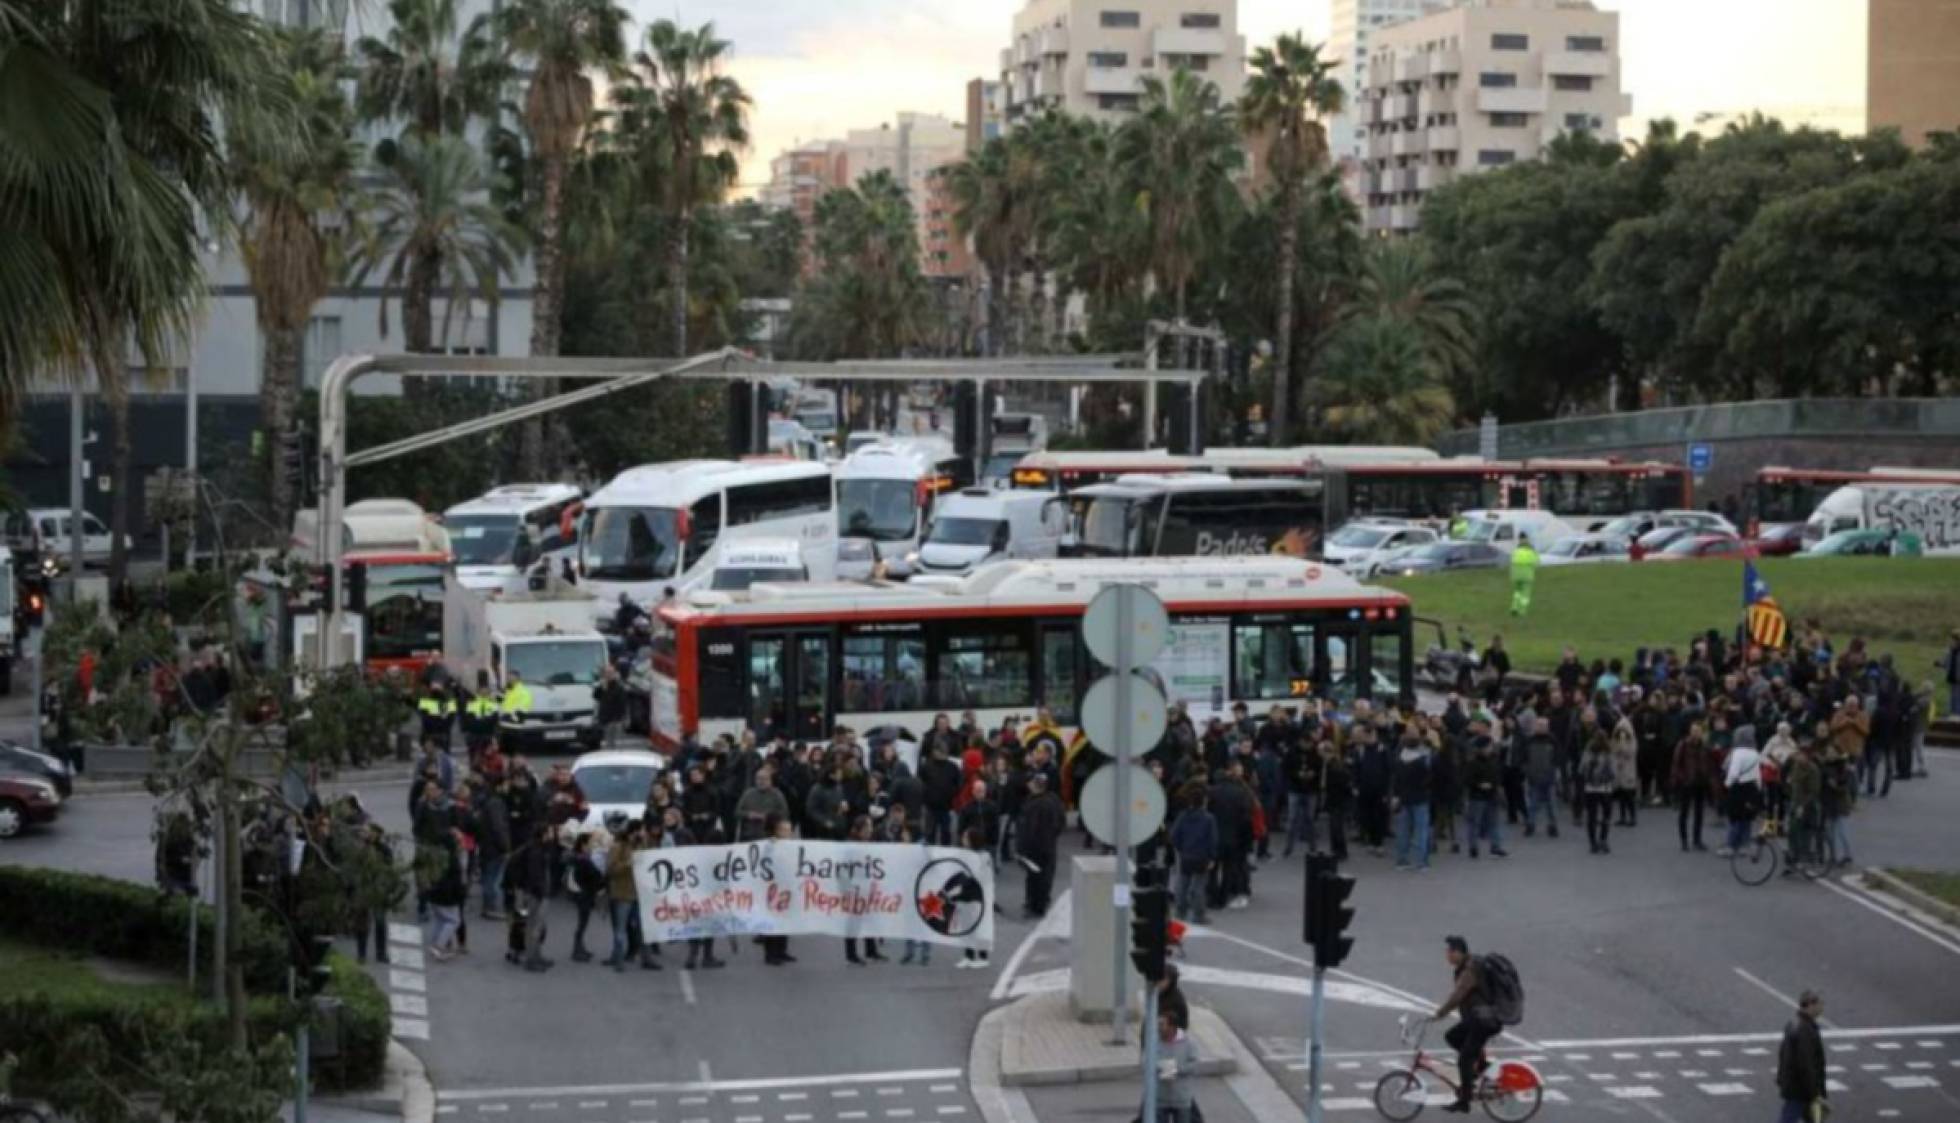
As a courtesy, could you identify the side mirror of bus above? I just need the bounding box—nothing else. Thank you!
[511,538,537,568]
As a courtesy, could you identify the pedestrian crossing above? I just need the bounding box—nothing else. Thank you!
[434,1068,977,1123]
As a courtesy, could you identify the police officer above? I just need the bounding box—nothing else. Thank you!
[461,669,501,761]
[417,680,457,750]
[500,670,535,752]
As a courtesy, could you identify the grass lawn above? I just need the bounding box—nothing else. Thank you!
[0,935,199,1010]
[1378,557,1960,677]
[1890,869,1960,911]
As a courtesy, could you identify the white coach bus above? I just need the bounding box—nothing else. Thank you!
[643,555,1414,750]
[578,460,836,616]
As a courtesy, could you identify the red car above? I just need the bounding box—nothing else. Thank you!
[1650,533,1745,561]
[0,771,64,839]
[1748,523,1806,557]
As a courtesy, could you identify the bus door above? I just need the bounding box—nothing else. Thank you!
[1321,622,1365,704]
[747,629,833,742]
[1497,475,1533,510]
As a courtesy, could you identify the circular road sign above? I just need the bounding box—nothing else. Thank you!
[1082,584,1170,668]
[1079,764,1168,849]
[1079,671,1168,762]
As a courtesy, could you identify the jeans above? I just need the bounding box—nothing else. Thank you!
[1859,743,1891,796]
[1585,792,1612,850]
[608,898,638,965]
[1725,816,1754,853]
[1776,1100,1811,1123]
[1524,778,1557,832]
[1173,863,1209,921]
[478,854,508,914]
[1465,798,1501,851]
[427,904,460,951]
[926,808,955,847]
[1394,803,1431,869]
[353,909,390,962]
[1283,791,1315,855]
[1678,789,1707,847]
[1828,815,1853,863]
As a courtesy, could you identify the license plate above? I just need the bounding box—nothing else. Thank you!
[545,730,576,742]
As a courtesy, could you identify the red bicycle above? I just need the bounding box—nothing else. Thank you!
[1372,1015,1543,1121]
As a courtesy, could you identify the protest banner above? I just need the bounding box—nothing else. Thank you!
[632,840,995,950]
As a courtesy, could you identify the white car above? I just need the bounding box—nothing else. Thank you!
[569,749,669,834]
[1537,533,1632,567]
[1323,520,1439,574]
[1657,509,1738,536]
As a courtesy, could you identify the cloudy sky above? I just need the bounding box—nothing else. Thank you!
[621,0,1867,193]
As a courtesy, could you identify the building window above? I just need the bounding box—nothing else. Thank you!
[1553,74,1594,92]
[301,315,342,388]
[1478,71,1517,88]
[1099,10,1141,28]
[1564,113,1601,131]
[1179,12,1221,29]
[1489,111,1528,128]
[1476,149,1516,166]
[1087,50,1128,68]
[1162,52,1209,71]
[1098,93,1141,111]
[1566,35,1606,52]
[1490,33,1528,51]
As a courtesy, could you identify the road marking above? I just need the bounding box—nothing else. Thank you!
[1862,1063,1891,1071]
[1605,1086,1661,1099]
[1882,1075,1940,1089]
[1733,966,1810,1019]
[937,1109,966,1116]
[389,922,421,945]
[1743,1047,1769,1056]
[1908,1061,1935,1070]
[731,1095,759,1104]
[833,1090,860,1098]
[886,1111,915,1119]
[1919,1041,1944,1048]
[525,1104,555,1111]
[680,1098,708,1105]
[678,966,697,1006]
[390,992,428,1017]
[1723,1068,1751,1076]
[1696,1048,1723,1057]
[393,946,427,970]
[1636,1072,1660,1079]
[396,1016,430,1040]
[477,1108,507,1115]
[1586,1073,1616,1081]
[1878,1042,1902,1050]
[390,968,426,992]
[878,1087,905,1096]
[630,1100,659,1107]
[1820,877,1960,956]
[1654,1051,1680,1058]
[1534,1025,1960,1049]
[439,1069,966,1102]
[1827,1080,1850,1093]
[840,1114,868,1120]
[786,1115,812,1122]
[1699,1083,1750,1095]
[1565,1053,1592,1061]
[736,1116,762,1123]
[1611,1052,1639,1060]
[929,1084,958,1093]
[989,888,1071,1000]
[779,1091,807,1100]
[578,1103,605,1110]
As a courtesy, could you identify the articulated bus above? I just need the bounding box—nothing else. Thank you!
[645,556,1414,750]
[1748,466,1960,533]
[1007,451,1216,492]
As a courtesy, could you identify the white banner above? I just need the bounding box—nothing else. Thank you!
[632,840,996,949]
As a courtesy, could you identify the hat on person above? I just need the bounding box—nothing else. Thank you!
[1444,935,1470,955]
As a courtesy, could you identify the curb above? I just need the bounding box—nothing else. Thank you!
[75,765,416,796]
[1863,868,1960,931]
[969,1003,1036,1123]
[394,1039,437,1123]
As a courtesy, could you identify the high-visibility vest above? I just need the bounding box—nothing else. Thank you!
[417,696,455,717]
[500,682,534,717]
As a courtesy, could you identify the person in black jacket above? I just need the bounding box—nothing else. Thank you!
[470,777,512,920]
[1016,773,1065,918]
[567,831,605,962]
[1318,742,1353,861]
[1775,991,1827,1123]
[1207,761,1256,909]
[1353,727,1393,855]
[593,664,629,748]
[919,742,964,846]
[514,821,555,972]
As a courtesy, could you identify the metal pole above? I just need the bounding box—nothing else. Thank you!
[185,367,198,564]
[292,967,309,1123]
[27,634,42,753]
[210,815,225,1004]
[187,851,199,993]
[1308,966,1327,1123]
[1140,984,1161,1123]
[69,387,85,593]
[1142,326,1159,451]
[1110,589,1133,1047]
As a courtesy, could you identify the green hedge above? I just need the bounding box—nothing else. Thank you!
[0,866,288,993]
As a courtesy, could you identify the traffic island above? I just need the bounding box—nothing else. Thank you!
[997,990,1238,1085]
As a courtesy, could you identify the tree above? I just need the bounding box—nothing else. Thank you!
[352,134,526,361]
[1116,67,1244,321]
[1240,33,1343,444]
[354,0,509,354]
[617,19,750,356]
[788,170,928,361]
[494,0,627,476]
[233,27,361,534]
[947,137,1021,355]
[1312,314,1456,445]
[1048,120,1146,348]
[1342,239,1479,389]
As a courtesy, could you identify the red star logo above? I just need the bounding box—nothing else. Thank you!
[918,892,946,922]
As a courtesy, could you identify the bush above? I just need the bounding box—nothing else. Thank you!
[157,566,233,625]
[0,866,288,993]
[310,950,390,1092]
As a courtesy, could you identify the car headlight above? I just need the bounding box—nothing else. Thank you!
[24,779,59,803]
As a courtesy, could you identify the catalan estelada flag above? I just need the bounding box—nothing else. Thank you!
[1743,559,1789,650]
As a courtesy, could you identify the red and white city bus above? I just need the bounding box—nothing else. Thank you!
[1007,450,1217,492]
[645,556,1414,751]
[291,499,453,677]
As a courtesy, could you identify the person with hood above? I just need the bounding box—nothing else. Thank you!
[1609,705,1640,827]
[1392,735,1434,872]
[1207,760,1257,908]
[1719,726,1765,857]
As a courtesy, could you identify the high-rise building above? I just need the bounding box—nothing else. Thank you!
[761,141,850,239]
[923,167,976,279]
[1360,0,1630,235]
[1328,1,1444,167]
[999,0,1247,123]
[843,113,970,265]
[1867,0,1960,147]
[966,79,1006,152]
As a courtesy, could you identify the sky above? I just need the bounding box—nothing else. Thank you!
[624,0,1869,194]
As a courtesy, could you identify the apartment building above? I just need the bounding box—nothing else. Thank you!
[844,113,969,269]
[1328,0,1444,167]
[1867,0,1960,147]
[999,0,1247,123]
[922,167,976,279]
[1360,0,1630,235]
[966,79,1006,152]
[760,142,851,236]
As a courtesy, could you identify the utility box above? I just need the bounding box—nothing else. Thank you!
[1068,854,1136,1024]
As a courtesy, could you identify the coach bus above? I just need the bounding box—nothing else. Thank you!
[1748,465,1960,535]
[1067,474,1337,561]
[645,556,1414,749]
[578,460,836,617]
[1006,450,1216,492]
[834,437,964,576]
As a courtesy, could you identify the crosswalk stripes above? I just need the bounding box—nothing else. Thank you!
[385,920,431,1040]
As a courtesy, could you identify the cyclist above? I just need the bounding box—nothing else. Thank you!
[1431,935,1502,1114]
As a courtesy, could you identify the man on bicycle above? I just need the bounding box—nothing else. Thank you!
[1433,935,1501,1114]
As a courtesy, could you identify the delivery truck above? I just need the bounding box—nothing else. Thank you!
[441,575,611,751]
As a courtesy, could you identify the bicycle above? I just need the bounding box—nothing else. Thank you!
[1730,804,1835,886]
[1373,1015,1542,1121]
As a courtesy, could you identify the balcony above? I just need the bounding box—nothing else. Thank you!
[1429,49,1461,75]
[1153,27,1227,57]
[1368,132,1394,161]
[1392,130,1425,157]
[1418,88,1451,117]
[1367,205,1394,231]
[1367,98,1386,125]
[1543,50,1611,78]
[1396,168,1419,193]
[1417,164,1455,191]
[1477,86,1549,114]
[1428,125,1460,150]
[1034,67,1063,100]
[999,48,1013,76]
[1084,66,1142,95]
[1394,92,1420,119]
[1039,26,1069,56]
[1393,53,1429,83]
[1390,204,1421,230]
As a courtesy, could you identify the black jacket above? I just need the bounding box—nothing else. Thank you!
[473,792,512,859]
[1017,791,1066,858]
[1206,777,1255,850]
[1777,1012,1826,1103]
[920,756,963,812]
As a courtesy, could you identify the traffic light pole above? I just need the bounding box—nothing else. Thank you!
[1307,965,1326,1123]
[1141,984,1161,1123]
[1110,590,1134,1047]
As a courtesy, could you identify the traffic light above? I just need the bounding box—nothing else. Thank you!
[1129,884,1170,984]
[1304,852,1356,970]
[299,934,336,998]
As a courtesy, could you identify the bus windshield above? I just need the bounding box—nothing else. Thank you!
[446,514,521,566]
[362,563,445,661]
[583,507,681,582]
[837,479,920,542]
[506,639,605,687]
[1079,497,1143,556]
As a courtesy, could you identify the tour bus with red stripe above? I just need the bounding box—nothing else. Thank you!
[643,556,1414,752]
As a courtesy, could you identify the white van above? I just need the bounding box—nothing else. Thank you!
[443,483,584,595]
[3,508,127,567]
[711,540,809,590]
[1459,509,1577,553]
[1805,483,1960,554]
[908,488,1068,576]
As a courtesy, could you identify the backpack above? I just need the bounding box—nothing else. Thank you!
[1477,953,1525,1027]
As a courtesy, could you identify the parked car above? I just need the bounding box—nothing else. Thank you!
[1537,534,1631,567]
[1649,532,1745,561]
[1629,525,1695,561]
[1323,520,1440,575]
[1657,508,1739,536]
[569,750,670,834]
[0,771,64,838]
[1376,541,1506,577]
[0,739,74,797]
[1801,528,1924,558]
[1748,523,1807,557]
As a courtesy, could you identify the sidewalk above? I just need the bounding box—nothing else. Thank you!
[281,1039,432,1123]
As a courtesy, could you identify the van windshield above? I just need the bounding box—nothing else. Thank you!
[927,517,1003,547]
[446,514,522,566]
[506,639,605,687]
[711,566,805,590]
[1462,521,1509,543]
[582,507,681,581]
[837,479,919,542]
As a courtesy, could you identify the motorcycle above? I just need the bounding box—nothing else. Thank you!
[1419,617,1480,692]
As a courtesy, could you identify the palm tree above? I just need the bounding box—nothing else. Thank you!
[1050,120,1146,345]
[1240,34,1344,445]
[355,0,509,353]
[947,138,1020,355]
[617,19,750,355]
[1313,315,1456,445]
[233,27,362,532]
[4,0,276,588]
[1342,239,1480,387]
[353,135,527,357]
[1116,67,1243,321]
[494,0,627,475]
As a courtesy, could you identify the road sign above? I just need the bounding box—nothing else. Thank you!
[1079,764,1167,848]
[1083,584,1169,667]
[1688,443,1713,474]
[1080,671,1168,761]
